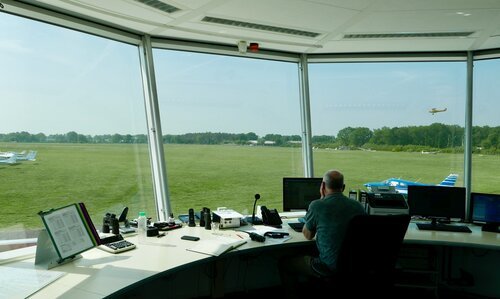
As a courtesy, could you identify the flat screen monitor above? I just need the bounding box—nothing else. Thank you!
[471,192,500,232]
[283,177,322,211]
[407,185,466,220]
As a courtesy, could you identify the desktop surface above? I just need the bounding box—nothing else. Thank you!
[3,219,499,299]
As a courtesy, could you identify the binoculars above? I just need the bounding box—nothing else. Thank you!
[102,213,119,234]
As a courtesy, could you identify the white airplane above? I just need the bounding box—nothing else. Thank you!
[0,150,37,164]
[0,153,17,165]
[429,107,447,115]
[15,150,37,161]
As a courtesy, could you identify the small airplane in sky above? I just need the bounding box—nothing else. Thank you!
[429,107,447,115]
[364,173,459,195]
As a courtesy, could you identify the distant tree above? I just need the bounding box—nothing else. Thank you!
[66,131,78,143]
[349,127,372,147]
[337,127,354,146]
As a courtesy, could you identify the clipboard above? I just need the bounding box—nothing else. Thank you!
[35,203,100,269]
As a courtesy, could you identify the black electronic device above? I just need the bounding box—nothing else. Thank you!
[283,177,322,212]
[471,192,500,233]
[153,221,182,231]
[261,206,282,228]
[188,208,196,227]
[244,194,263,225]
[264,231,289,238]
[240,231,265,242]
[102,213,119,234]
[204,208,212,230]
[288,222,304,232]
[199,210,205,227]
[117,207,135,234]
[181,235,200,241]
[118,207,129,223]
[408,185,470,233]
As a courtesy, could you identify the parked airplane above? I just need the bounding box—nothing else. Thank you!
[0,150,37,164]
[0,153,17,165]
[364,173,459,195]
[429,107,447,115]
[15,150,37,161]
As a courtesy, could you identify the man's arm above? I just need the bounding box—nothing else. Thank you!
[302,225,316,240]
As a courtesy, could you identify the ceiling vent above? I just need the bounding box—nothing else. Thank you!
[133,0,180,14]
[344,32,474,39]
[202,16,320,38]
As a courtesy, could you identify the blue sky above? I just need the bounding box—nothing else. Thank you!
[1,12,499,137]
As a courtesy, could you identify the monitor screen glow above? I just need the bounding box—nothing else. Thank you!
[471,192,500,224]
[283,177,322,212]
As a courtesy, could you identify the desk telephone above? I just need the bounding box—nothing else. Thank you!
[261,206,282,227]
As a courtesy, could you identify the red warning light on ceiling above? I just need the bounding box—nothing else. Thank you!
[248,42,259,52]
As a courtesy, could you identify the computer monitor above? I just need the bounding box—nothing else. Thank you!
[283,177,322,211]
[408,185,466,219]
[407,185,469,232]
[471,192,500,233]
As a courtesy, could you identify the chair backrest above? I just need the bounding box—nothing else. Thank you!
[336,214,410,279]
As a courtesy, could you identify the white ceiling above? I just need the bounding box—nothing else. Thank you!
[19,0,500,54]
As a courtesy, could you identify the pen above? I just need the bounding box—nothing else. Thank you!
[236,234,243,239]
[157,233,166,238]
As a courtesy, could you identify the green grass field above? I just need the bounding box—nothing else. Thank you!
[1,143,499,230]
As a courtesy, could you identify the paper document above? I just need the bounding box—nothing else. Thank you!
[0,266,64,299]
[186,237,246,256]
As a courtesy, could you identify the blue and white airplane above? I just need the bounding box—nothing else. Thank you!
[364,173,459,195]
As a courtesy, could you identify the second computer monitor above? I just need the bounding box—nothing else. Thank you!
[471,192,500,225]
[283,177,322,211]
[407,185,466,220]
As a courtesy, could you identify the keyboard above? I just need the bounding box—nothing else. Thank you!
[99,239,136,253]
[288,222,304,232]
[416,223,472,233]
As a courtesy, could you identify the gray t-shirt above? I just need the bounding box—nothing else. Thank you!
[304,192,366,270]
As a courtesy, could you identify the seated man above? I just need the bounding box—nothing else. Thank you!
[279,169,366,294]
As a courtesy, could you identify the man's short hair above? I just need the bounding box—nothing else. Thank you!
[324,170,344,191]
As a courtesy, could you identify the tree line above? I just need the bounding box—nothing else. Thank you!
[1,123,498,154]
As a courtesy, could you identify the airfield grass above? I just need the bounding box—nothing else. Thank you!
[1,143,499,230]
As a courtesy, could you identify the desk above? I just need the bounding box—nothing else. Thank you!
[2,221,499,298]
[18,223,309,298]
[404,222,500,249]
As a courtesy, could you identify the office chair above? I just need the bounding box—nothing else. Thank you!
[310,214,410,296]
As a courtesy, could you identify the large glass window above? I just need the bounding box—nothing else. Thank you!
[153,50,302,215]
[0,13,153,249]
[309,62,467,194]
[472,58,500,193]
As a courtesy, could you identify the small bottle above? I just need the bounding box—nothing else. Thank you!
[168,213,175,225]
[137,211,147,242]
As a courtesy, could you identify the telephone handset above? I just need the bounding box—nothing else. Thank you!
[261,206,282,228]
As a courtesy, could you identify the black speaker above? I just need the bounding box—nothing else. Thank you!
[188,208,196,227]
[199,209,205,227]
[204,208,211,230]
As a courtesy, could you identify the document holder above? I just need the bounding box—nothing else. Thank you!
[35,203,99,269]
[35,229,82,269]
